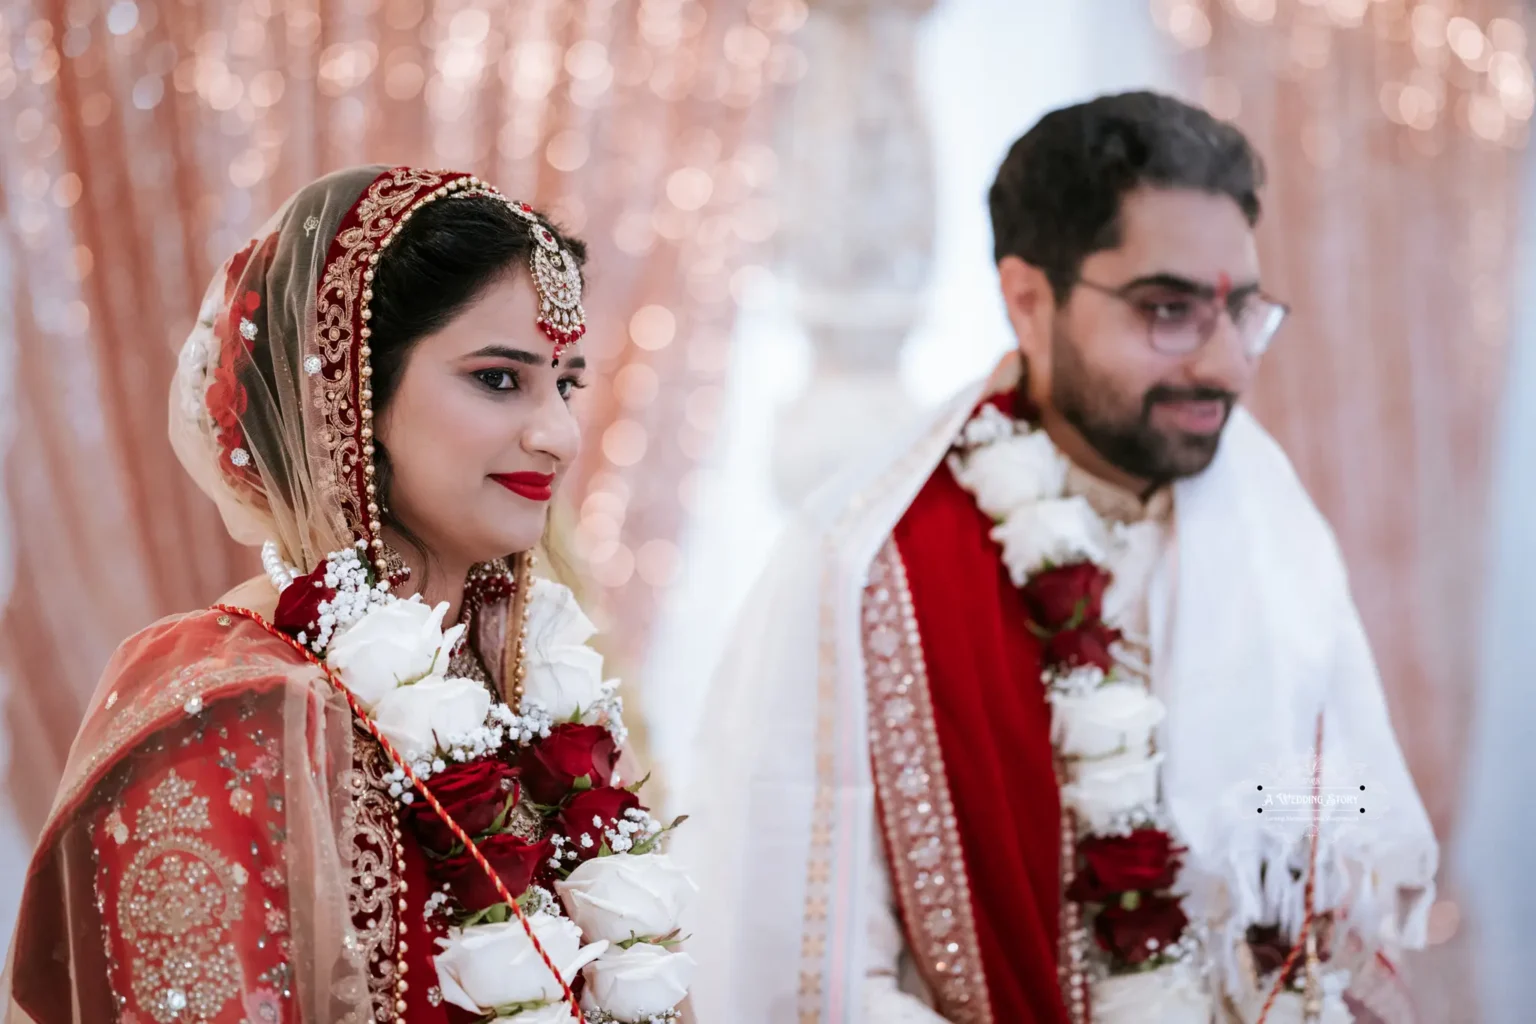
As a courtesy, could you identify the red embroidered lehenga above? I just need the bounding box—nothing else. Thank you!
[1,167,556,1023]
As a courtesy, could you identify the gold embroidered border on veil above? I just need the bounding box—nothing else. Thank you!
[0,167,545,1022]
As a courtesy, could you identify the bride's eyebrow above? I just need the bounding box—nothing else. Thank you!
[464,345,542,365]
[462,345,587,371]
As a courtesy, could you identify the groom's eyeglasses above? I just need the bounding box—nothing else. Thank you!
[1075,273,1289,359]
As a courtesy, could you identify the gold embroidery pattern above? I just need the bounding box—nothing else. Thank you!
[797,561,839,1023]
[862,542,993,1024]
[799,402,979,1022]
[311,167,460,542]
[337,736,403,1024]
[59,618,388,1021]
[118,771,247,1023]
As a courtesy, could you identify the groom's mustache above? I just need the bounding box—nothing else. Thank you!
[1142,385,1236,417]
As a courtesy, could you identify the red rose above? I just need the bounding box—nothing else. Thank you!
[1245,923,1292,980]
[272,563,338,642]
[1045,621,1121,672]
[207,347,252,470]
[224,238,261,300]
[1093,893,1189,967]
[520,724,619,805]
[554,786,642,863]
[207,362,249,433]
[219,234,275,364]
[433,832,553,911]
[1066,829,1180,903]
[401,758,521,855]
[1022,562,1110,631]
[1246,915,1335,983]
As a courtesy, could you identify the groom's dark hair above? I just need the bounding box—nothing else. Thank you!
[989,91,1264,302]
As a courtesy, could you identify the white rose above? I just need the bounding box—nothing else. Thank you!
[580,942,695,1022]
[1049,682,1166,760]
[372,676,490,762]
[952,430,1067,520]
[505,1004,583,1024]
[1061,751,1163,832]
[434,913,606,1013]
[556,853,698,944]
[521,645,607,723]
[1093,967,1213,1024]
[957,403,1016,448]
[525,578,598,652]
[990,496,1108,585]
[326,599,465,710]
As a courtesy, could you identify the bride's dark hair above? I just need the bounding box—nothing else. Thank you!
[367,197,587,409]
[363,197,587,565]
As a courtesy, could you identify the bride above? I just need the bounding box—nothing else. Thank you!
[0,166,695,1024]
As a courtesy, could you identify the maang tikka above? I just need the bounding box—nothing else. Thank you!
[450,188,587,364]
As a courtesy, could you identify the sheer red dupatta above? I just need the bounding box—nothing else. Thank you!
[1,610,365,1023]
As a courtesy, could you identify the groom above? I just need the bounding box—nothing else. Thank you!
[679,92,1437,1023]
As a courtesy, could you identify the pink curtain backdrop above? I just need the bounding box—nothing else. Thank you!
[0,0,804,836]
[1156,1,1530,1018]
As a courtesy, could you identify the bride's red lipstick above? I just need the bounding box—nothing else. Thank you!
[491,472,555,502]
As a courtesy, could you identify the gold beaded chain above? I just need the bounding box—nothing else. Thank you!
[351,174,487,580]
[506,551,537,708]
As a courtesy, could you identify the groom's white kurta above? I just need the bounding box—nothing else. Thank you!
[675,360,1437,1024]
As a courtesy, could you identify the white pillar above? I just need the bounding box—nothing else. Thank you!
[770,0,938,504]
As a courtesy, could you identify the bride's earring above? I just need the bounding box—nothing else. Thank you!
[374,492,412,586]
[379,543,411,586]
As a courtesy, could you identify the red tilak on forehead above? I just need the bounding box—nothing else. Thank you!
[1215,271,1232,300]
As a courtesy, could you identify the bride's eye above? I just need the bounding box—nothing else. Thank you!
[475,368,519,392]
[557,376,587,401]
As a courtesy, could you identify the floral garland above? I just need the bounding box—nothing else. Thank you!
[947,404,1210,1022]
[264,540,696,1023]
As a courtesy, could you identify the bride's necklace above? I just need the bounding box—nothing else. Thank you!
[262,540,520,695]
[261,538,297,592]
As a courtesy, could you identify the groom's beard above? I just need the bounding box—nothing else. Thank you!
[1049,325,1235,483]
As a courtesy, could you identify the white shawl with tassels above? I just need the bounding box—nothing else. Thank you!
[676,358,1437,1023]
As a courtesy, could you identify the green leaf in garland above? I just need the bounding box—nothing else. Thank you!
[615,928,689,951]
[571,774,593,793]
[460,902,513,928]
[420,839,464,862]
[1065,596,1088,631]
[627,814,689,857]
[483,790,520,838]
[482,998,552,1019]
